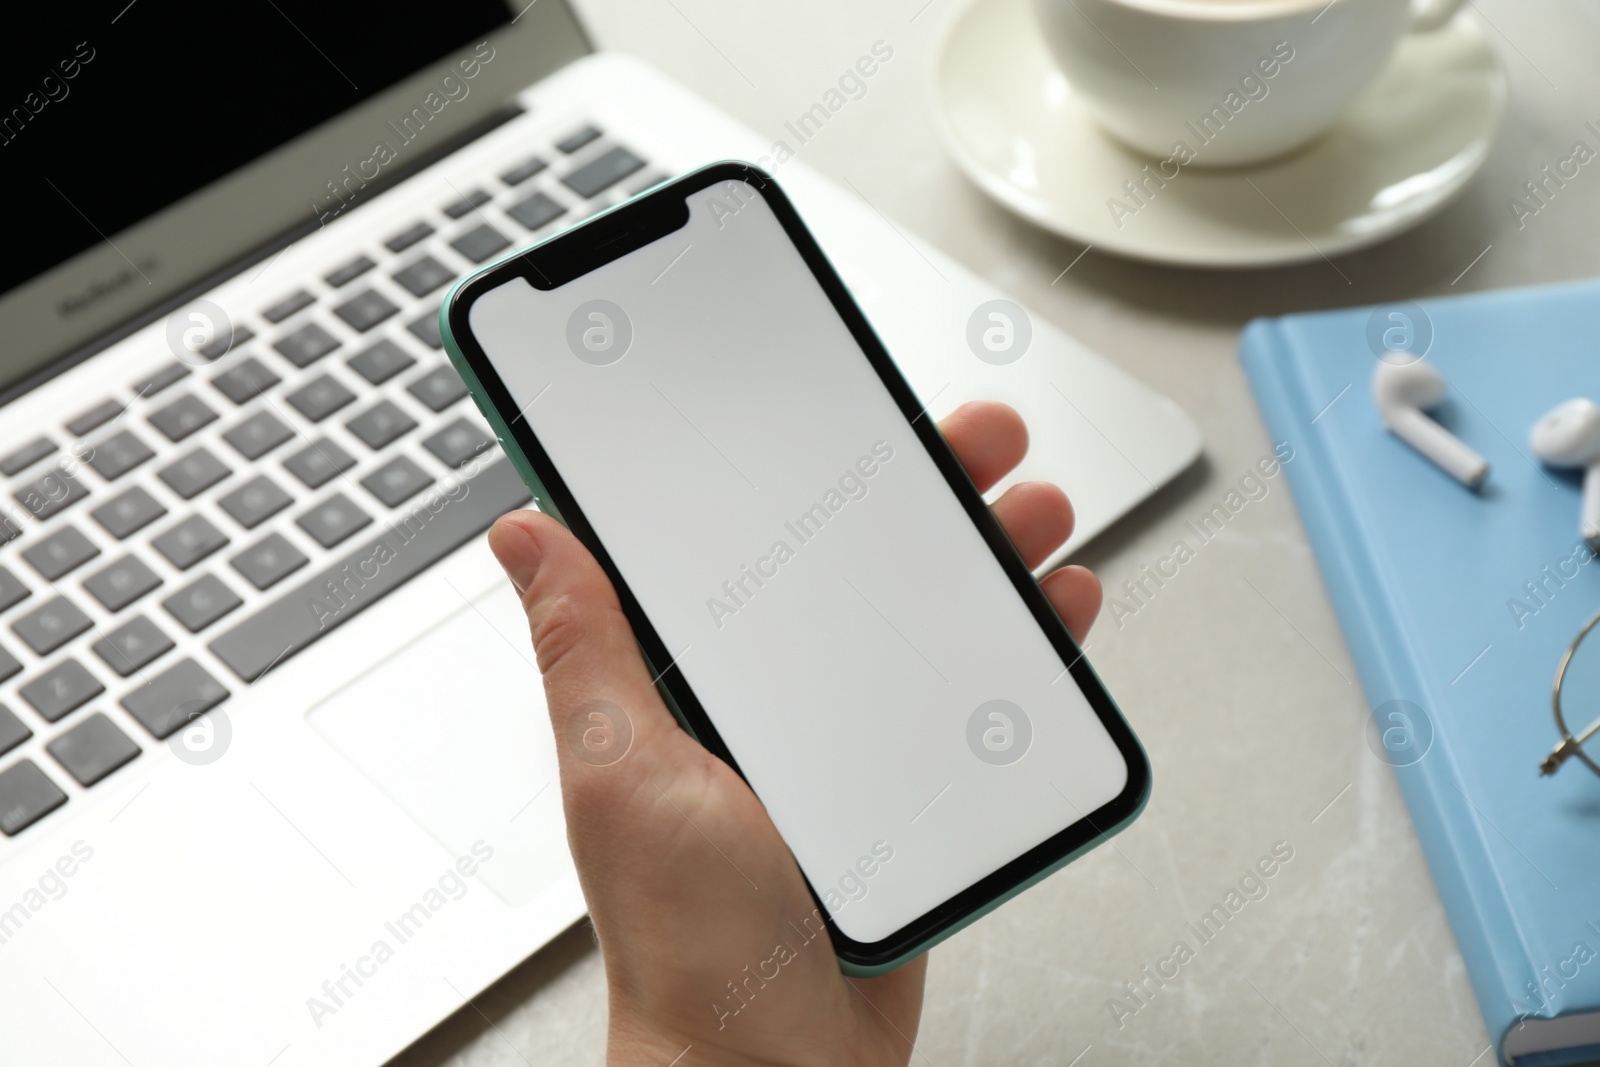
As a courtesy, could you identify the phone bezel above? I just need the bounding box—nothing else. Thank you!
[442,161,1150,971]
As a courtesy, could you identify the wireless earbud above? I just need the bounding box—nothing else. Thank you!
[1529,397,1600,551]
[1372,360,1489,489]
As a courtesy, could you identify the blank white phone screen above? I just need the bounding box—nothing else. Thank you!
[468,180,1127,943]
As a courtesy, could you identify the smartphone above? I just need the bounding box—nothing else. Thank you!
[440,162,1149,974]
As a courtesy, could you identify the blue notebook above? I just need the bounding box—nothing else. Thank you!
[1240,277,1600,1067]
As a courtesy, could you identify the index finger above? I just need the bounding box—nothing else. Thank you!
[936,401,1028,494]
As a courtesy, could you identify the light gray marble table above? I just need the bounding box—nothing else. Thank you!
[393,2,1600,1063]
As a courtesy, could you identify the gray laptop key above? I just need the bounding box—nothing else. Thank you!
[423,419,494,468]
[362,456,433,507]
[66,399,124,437]
[285,375,356,422]
[23,527,100,581]
[282,438,355,489]
[0,644,19,684]
[273,322,340,368]
[12,596,92,656]
[1,437,57,476]
[86,430,155,481]
[82,555,161,613]
[443,189,491,218]
[346,400,416,450]
[450,224,510,264]
[212,357,281,405]
[263,290,315,323]
[0,760,68,836]
[556,124,602,153]
[83,555,163,612]
[297,494,371,548]
[392,256,455,298]
[93,616,175,677]
[152,515,229,570]
[163,574,243,633]
[347,339,415,384]
[48,713,141,787]
[91,486,168,540]
[198,325,253,362]
[20,660,105,722]
[222,411,294,460]
[406,366,468,412]
[132,363,190,398]
[0,566,30,613]
[211,458,530,681]
[325,254,375,288]
[120,658,229,739]
[0,516,19,544]
[507,191,566,232]
[385,221,434,253]
[626,170,668,196]
[15,468,89,521]
[197,327,245,363]
[148,394,218,442]
[158,448,231,500]
[218,475,292,529]
[333,289,399,333]
[562,146,646,198]
[501,156,547,186]
[407,309,443,350]
[231,533,308,591]
[0,706,30,758]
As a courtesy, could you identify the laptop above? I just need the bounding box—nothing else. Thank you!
[0,3,1201,1064]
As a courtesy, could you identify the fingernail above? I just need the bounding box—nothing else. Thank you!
[489,516,543,596]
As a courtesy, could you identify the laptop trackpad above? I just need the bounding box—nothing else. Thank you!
[308,581,569,905]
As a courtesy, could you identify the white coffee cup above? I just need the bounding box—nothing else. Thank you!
[1032,0,1467,166]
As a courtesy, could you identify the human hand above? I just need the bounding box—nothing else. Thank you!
[487,401,1102,1066]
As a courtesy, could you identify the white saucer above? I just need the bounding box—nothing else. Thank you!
[928,0,1507,268]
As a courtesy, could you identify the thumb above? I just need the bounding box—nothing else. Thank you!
[487,510,687,777]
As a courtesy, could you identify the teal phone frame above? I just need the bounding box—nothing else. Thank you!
[438,161,1151,975]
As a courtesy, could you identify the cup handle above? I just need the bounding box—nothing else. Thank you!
[1409,0,1466,32]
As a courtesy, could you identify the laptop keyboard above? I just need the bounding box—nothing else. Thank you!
[0,119,668,838]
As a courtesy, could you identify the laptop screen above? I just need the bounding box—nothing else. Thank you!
[0,1,590,397]
[2,2,512,299]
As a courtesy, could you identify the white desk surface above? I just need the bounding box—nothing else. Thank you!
[395,2,1600,1063]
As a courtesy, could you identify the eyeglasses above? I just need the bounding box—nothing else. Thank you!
[1540,609,1600,777]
